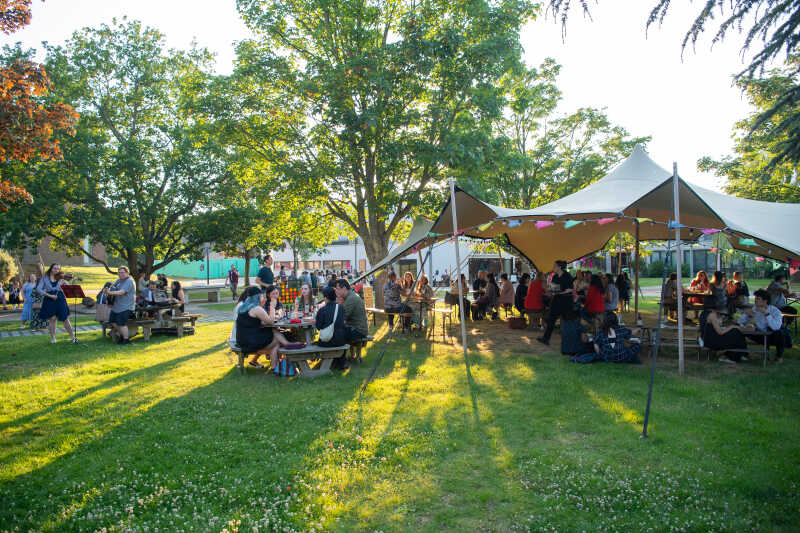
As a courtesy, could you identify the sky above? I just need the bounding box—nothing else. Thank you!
[1,0,761,192]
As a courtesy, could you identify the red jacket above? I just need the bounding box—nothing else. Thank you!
[585,285,604,313]
[525,280,544,310]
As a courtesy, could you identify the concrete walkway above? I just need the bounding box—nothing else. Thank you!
[0,302,233,340]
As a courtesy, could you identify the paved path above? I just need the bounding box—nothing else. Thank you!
[0,303,233,340]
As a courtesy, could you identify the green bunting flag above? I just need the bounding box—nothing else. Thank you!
[739,238,757,246]
[478,222,493,231]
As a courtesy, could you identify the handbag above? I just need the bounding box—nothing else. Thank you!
[274,356,297,377]
[318,304,339,342]
[95,302,111,323]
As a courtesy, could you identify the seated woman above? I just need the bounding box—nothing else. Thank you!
[477,272,500,319]
[446,274,470,318]
[662,273,679,320]
[228,290,249,348]
[236,286,290,370]
[573,313,641,364]
[294,283,315,316]
[315,287,349,370]
[524,271,546,328]
[699,294,748,364]
[411,274,435,327]
[709,270,728,313]
[514,273,530,315]
[401,271,416,297]
[688,270,709,319]
[169,281,186,314]
[498,273,515,312]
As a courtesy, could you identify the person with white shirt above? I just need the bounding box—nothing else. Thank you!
[738,289,785,363]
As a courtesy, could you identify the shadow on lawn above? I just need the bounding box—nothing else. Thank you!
[0,349,364,531]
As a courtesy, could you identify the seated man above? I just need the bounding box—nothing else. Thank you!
[333,279,368,342]
[738,289,785,363]
[138,280,159,318]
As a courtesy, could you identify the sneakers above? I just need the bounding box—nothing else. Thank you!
[536,336,549,346]
[71,338,78,344]
[719,356,736,364]
[50,337,56,344]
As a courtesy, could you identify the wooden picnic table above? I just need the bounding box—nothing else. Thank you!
[268,316,317,344]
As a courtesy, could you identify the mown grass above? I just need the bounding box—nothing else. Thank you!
[1,316,798,532]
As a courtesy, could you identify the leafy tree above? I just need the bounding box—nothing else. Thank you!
[698,55,800,203]
[0,1,77,211]
[459,60,649,208]
[1,20,238,279]
[0,247,18,284]
[233,0,536,270]
[546,0,800,166]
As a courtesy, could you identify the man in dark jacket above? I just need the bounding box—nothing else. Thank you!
[515,273,530,315]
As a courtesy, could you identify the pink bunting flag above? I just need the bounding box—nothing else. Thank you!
[701,228,721,235]
[711,247,718,252]
[755,257,765,262]
[597,217,616,225]
[535,221,554,229]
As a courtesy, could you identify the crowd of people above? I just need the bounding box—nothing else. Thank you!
[229,254,370,374]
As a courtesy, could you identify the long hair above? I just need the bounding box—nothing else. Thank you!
[45,263,59,278]
[171,281,182,299]
[238,286,263,314]
[601,312,619,334]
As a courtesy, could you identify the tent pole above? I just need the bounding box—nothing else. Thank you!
[634,211,640,323]
[674,163,685,376]
[449,178,469,357]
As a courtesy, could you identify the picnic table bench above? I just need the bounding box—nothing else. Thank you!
[102,318,156,342]
[279,344,350,378]
[183,285,225,302]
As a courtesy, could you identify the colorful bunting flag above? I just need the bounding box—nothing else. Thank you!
[668,221,687,229]
[535,221,553,229]
[635,217,652,224]
[739,237,757,246]
[427,232,443,237]
[701,228,721,235]
[508,219,522,228]
[755,257,765,262]
[711,247,718,252]
[597,217,616,225]
[478,222,493,231]
[564,220,581,229]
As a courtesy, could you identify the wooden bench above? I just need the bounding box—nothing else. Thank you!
[170,314,201,337]
[102,319,155,342]
[183,286,224,302]
[279,344,350,378]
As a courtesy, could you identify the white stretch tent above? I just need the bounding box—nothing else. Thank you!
[430,145,800,270]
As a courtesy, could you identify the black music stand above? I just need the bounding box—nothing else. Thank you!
[62,284,88,346]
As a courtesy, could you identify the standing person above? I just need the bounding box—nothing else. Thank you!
[525,271,546,329]
[20,274,37,328]
[104,266,137,344]
[9,279,21,311]
[515,273,530,315]
[256,254,275,293]
[0,282,5,310]
[301,270,312,287]
[739,289,785,364]
[279,265,287,281]
[604,273,619,314]
[37,264,77,344]
[615,273,629,314]
[537,260,573,346]
[225,265,240,300]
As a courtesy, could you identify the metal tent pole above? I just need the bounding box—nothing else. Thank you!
[634,210,640,324]
[449,178,469,357]
[673,163,685,376]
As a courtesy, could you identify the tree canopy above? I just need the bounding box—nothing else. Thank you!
[0,1,77,211]
[233,0,537,265]
[1,20,240,278]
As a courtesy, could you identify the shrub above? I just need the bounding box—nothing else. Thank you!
[0,249,19,285]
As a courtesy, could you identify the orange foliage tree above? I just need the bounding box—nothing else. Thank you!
[0,0,77,211]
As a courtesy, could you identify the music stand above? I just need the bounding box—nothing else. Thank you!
[62,284,88,346]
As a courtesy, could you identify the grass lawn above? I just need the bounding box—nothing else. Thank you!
[196,301,237,312]
[1,313,799,531]
[636,276,778,289]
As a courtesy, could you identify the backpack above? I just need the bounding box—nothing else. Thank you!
[274,356,297,377]
[318,304,339,342]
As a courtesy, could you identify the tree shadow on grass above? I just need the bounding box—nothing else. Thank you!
[0,348,364,532]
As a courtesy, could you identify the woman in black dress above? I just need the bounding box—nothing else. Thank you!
[169,281,186,314]
[236,286,289,370]
[699,295,748,363]
[36,263,77,344]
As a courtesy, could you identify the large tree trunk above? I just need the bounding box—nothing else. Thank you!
[244,248,251,286]
[362,234,390,308]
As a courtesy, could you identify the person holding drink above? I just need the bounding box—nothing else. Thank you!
[294,283,315,316]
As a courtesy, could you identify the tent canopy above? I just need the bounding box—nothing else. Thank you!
[429,145,800,270]
[359,218,438,279]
